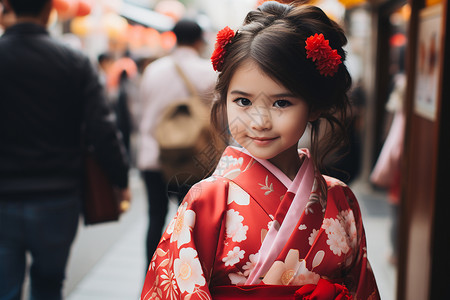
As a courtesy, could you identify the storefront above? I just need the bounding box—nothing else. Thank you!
[348,0,449,298]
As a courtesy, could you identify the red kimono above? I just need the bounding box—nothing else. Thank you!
[141,147,380,300]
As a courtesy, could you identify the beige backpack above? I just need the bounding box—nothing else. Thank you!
[155,63,220,186]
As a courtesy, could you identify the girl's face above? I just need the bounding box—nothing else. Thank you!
[226,60,317,171]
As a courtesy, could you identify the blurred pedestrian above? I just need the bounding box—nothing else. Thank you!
[97,52,114,87]
[0,0,15,30]
[0,1,130,299]
[370,72,406,266]
[370,42,406,266]
[106,53,138,158]
[137,18,216,267]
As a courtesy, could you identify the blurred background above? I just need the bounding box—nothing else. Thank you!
[2,0,448,299]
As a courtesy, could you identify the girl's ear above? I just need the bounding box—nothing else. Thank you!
[308,110,321,122]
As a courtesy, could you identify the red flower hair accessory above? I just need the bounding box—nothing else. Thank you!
[305,33,342,77]
[211,26,235,72]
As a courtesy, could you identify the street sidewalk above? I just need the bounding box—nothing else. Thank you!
[352,180,397,300]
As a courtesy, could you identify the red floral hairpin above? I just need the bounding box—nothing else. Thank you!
[211,26,235,72]
[305,33,342,77]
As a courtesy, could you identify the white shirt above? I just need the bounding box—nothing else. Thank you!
[137,46,217,170]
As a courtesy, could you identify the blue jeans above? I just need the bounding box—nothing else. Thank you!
[142,171,169,268]
[0,191,80,300]
[142,170,189,267]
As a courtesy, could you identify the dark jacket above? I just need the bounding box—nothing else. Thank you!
[0,23,129,196]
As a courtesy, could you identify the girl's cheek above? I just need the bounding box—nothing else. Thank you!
[229,124,242,139]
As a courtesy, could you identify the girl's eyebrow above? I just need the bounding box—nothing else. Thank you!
[230,90,296,98]
[230,90,252,96]
[272,92,296,98]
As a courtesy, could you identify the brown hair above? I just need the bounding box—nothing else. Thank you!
[211,1,352,169]
[7,0,50,16]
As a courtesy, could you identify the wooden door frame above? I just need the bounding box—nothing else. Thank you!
[396,0,448,299]
[428,0,449,298]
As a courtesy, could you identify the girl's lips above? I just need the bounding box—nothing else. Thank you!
[250,136,278,145]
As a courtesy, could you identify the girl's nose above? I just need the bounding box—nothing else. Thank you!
[249,106,272,131]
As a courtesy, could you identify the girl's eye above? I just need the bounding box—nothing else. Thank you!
[234,98,252,107]
[274,100,291,108]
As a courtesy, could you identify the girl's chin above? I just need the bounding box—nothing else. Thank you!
[244,147,277,161]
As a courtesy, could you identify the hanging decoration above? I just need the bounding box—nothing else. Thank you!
[64,0,178,53]
[70,16,94,37]
[127,25,146,49]
[76,0,92,17]
[53,0,93,20]
[154,0,186,21]
[160,31,177,50]
[101,12,128,40]
[143,27,161,49]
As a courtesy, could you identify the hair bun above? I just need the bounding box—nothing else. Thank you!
[244,1,291,27]
[259,1,292,17]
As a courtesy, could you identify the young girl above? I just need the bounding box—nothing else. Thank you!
[141,2,380,299]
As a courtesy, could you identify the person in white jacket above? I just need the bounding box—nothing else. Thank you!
[137,19,217,267]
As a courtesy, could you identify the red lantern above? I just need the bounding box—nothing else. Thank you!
[143,27,161,48]
[53,0,70,12]
[76,0,92,17]
[70,16,93,36]
[390,33,407,47]
[160,31,177,50]
[127,25,145,49]
[54,0,78,20]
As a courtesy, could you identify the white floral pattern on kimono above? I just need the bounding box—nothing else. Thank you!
[141,147,380,300]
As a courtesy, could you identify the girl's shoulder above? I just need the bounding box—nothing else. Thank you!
[322,175,350,190]
[183,175,232,208]
[321,174,360,213]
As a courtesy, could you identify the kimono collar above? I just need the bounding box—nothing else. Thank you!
[241,147,309,189]
[242,148,316,285]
